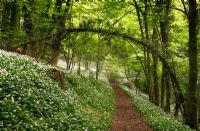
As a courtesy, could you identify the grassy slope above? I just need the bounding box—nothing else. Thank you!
[0,50,115,130]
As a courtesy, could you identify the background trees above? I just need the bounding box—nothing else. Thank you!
[0,0,199,129]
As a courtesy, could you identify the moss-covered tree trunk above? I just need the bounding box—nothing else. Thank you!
[49,0,71,66]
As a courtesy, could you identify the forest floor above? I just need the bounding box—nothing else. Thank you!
[110,82,152,131]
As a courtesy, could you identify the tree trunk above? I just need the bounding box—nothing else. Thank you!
[49,49,61,66]
[77,55,81,75]
[170,65,185,117]
[10,0,20,49]
[2,1,20,50]
[185,0,198,129]
[96,34,101,80]
[2,2,11,49]
[143,0,153,102]
[10,1,20,31]
[161,67,166,109]
[85,61,89,71]
[165,73,170,113]
[159,0,172,112]
[69,45,75,71]
[22,0,36,56]
[152,28,159,106]
[174,98,179,117]
[67,48,70,69]
[49,0,71,66]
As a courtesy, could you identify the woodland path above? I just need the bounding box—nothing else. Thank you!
[110,82,152,131]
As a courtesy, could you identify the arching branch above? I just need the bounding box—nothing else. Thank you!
[9,26,185,113]
[63,27,186,113]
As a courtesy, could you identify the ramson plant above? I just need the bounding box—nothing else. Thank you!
[0,50,114,130]
[120,85,194,131]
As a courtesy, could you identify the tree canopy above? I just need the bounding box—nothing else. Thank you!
[0,0,200,129]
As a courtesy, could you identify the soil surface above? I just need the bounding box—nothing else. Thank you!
[110,83,152,131]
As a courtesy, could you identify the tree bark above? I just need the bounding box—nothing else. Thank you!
[2,2,11,49]
[165,73,170,113]
[10,1,20,31]
[49,0,71,66]
[22,0,37,57]
[152,28,159,106]
[143,0,153,102]
[96,34,101,80]
[161,67,166,109]
[77,55,81,75]
[185,0,198,129]
[159,0,172,113]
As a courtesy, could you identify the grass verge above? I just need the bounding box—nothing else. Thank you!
[119,85,194,131]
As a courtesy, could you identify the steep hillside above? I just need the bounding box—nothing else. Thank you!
[0,50,115,130]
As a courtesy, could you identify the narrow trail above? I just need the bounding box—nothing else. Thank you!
[110,83,152,131]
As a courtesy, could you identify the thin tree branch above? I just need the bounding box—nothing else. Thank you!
[129,2,187,15]
[180,0,188,15]
[112,9,134,26]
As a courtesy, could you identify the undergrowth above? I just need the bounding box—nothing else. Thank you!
[120,85,194,131]
[0,50,115,130]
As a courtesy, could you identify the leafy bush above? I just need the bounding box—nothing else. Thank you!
[0,50,115,130]
[107,71,121,83]
[138,76,149,94]
[120,85,194,131]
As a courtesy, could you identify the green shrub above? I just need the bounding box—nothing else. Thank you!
[120,85,194,131]
[0,50,115,130]
[107,71,120,83]
[138,76,148,94]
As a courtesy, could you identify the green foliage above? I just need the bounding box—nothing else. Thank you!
[107,71,121,83]
[1,0,200,129]
[65,74,115,129]
[137,76,149,94]
[0,50,115,130]
[120,85,194,131]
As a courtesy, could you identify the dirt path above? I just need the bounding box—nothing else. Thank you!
[110,83,152,131]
